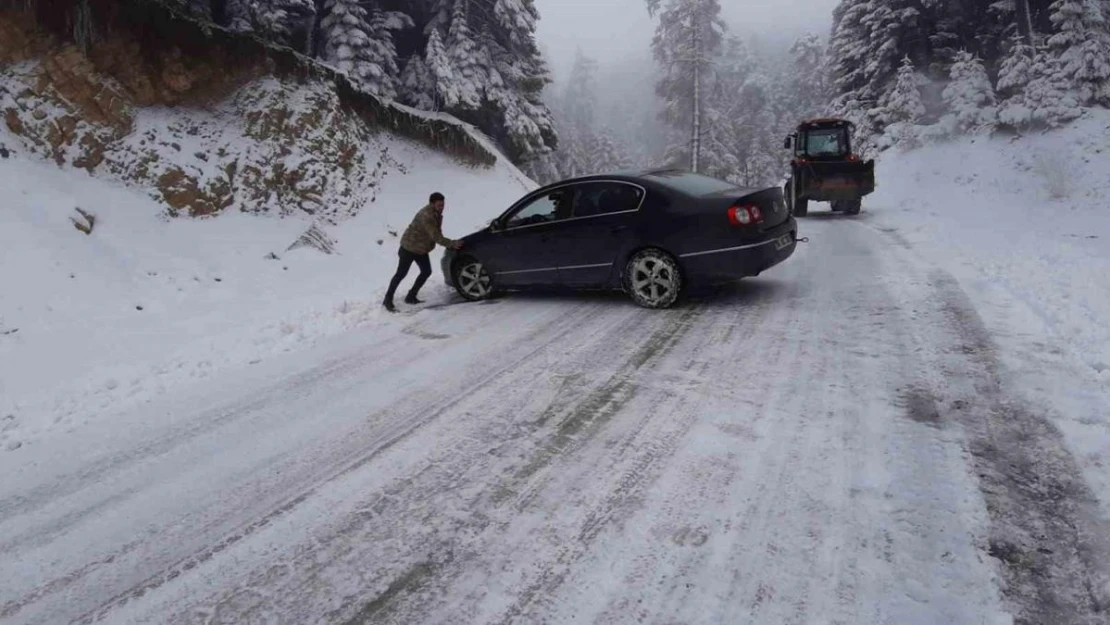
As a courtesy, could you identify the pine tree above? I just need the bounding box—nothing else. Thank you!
[318,1,412,100]
[249,0,315,46]
[564,50,599,136]
[590,130,631,173]
[446,0,483,109]
[829,0,875,104]
[493,0,540,46]
[221,0,314,45]
[425,27,457,108]
[320,0,371,84]
[224,0,253,32]
[399,55,437,110]
[1023,51,1085,125]
[177,0,211,20]
[650,0,726,172]
[942,51,999,134]
[882,55,926,124]
[997,35,1037,126]
[787,33,829,120]
[1047,0,1110,105]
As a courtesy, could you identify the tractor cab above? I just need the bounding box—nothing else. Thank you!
[782,118,874,217]
[784,118,856,161]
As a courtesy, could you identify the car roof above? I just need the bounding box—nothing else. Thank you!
[547,168,698,184]
[535,169,757,197]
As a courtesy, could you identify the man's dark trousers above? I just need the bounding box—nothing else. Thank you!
[385,247,432,304]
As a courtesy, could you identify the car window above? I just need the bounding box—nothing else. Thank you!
[505,187,575,229]
[572,182,644,218]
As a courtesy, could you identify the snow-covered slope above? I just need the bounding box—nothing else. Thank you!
[861,108,1110,515]
[0,115,533,455]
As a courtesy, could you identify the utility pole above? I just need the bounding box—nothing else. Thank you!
[690,8,702,173]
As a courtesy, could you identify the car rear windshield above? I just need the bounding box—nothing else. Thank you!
[644,171,741,196]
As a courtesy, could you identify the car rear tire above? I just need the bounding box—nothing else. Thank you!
[624,249,683,309]
[453,257,495,301]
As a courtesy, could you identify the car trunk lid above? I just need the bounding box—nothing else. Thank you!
[702,186,790,232]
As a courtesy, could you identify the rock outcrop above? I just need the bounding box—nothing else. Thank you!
[0,2,497,220]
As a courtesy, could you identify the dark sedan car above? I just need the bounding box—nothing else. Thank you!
[441,169,799,309]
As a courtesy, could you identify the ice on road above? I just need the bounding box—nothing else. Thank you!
[2,217,1108,625]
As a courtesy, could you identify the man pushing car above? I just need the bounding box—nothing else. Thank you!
[383,192,463,312]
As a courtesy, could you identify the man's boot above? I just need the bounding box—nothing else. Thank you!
[404,292,424,305]
[383,299,397,313]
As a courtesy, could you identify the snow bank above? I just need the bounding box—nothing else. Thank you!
[0,123,533,453]
[864,108,1110,512]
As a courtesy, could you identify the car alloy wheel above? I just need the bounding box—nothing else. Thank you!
[455,259,493,301]
[625,249,682,309]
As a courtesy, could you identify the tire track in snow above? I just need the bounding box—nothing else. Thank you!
[67,304,604,625]
[1,303,602,625]
[72,300,685,624]
[120,290,776,625]
[925,270,1110,624]
[323,303,712,625]
[869,220,1110,623]
[539,219,1008,625]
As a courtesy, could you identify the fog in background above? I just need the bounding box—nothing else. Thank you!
[535,0,840,79]
[526,0,842,184]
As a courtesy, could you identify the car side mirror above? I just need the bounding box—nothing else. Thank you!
[488,219,502,233]
[783,135,793,150]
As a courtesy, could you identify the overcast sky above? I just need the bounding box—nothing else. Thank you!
[534,0,840,79]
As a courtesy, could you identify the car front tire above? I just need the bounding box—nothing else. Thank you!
[452,257,495,301]
[624,249,683,309]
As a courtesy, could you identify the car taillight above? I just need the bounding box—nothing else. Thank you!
[728,204,763,226]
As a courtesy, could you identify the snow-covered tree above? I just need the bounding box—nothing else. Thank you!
[175,0,211,20]
[649,0,726,172]
[882,55,926,124]
[220,0,314,47]
[787,33,830,121]
[445,0,483,109]
[590,131,630,173]
[424,27,456,109]
[320,0,371,77]
[564,50,599,135]
[319,1,412,100]
[829,0,876,109]
[249,0,315,46]
[997,35,1037,126]
[224,0,253,32]
[1047,0,1110,105]
[876,55,926,148]
[942,51,998,134]
[1022,52,1085,125]
[553,50,601,176]
[399,56,436,110]
[859,0,922,98]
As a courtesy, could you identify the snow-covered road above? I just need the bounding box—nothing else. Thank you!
[2,216,1108,625]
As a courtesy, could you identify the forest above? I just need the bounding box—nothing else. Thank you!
[74,0,1110,186]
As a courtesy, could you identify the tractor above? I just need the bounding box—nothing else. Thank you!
[783,118,875,217]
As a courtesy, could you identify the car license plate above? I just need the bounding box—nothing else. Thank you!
[774,233,794,250]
